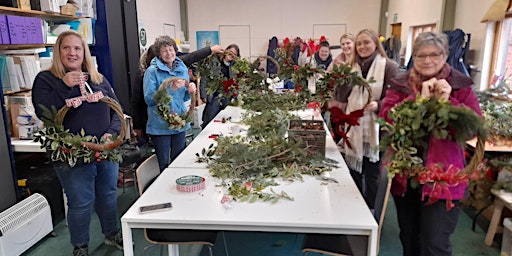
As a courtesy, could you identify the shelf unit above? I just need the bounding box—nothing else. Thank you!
[0,5,81,212]
[0,6,78,22]
[0,6,80,49]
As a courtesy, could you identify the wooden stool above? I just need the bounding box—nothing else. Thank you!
[485,190,512,246]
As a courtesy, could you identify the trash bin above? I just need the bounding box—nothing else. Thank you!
[16,158,65,227]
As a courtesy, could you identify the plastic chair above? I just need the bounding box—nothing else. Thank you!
[301,168,392,256]
[135,154,220,256]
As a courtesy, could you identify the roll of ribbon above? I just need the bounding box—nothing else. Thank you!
[176,175,206,192]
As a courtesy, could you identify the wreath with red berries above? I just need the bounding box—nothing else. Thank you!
[34,97,126,168]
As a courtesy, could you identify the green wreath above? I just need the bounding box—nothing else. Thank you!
[154,77,193,130]
[378,96,488,178]
[34,97,126,168]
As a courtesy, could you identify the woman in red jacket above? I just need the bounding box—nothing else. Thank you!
[379,31,482,256]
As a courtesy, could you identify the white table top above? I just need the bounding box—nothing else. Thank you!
[121,106,378,256]
[10,138,45,153]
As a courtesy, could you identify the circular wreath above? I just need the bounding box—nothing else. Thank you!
[154,77,193,130]
[378,97,487,209]
[35,97,126,168]
[322,64,374,149]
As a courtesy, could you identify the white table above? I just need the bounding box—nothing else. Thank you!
[10,138,45,153]
[121,106,378,256]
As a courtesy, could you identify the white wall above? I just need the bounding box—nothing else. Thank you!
[385,0,495,86]
[386,0,444,64]
[453,0,494,85]
[136,0,182,52]
[187,0,382,58]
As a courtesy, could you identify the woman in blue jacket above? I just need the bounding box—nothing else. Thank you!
[143,35,197,171]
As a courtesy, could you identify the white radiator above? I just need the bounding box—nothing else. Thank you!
[0,193,53,256]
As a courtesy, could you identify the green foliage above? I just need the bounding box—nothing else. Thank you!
[378,97,487,177]
[244,109,299,138]
[476,91,512,142]
[154,88,191,130]
[241,92,307,112]
[315,64,374,102]
[194,55,228,96]
[195,112,338,204]
[33,105,122,168]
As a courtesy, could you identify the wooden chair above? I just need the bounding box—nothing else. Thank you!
[136,154,220,256]
[301,168,392,256]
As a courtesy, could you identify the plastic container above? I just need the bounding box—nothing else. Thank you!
[502,218,512,256]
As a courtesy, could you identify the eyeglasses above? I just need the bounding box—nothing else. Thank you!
[414,52,444,62]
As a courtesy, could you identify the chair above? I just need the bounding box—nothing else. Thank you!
[301,168,392,256]
[136,154,220,256]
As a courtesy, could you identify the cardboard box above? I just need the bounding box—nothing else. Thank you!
[60,3,78,16]
[9,94,37,138]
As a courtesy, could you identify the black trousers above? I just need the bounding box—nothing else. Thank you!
[393,185,460,256]
[349,156,380,209]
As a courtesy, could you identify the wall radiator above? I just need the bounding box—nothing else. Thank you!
[0,193,53,256]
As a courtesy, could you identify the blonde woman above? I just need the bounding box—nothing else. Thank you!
[32,30,123,256]
[334,29,399,209]
[327,33,355,71]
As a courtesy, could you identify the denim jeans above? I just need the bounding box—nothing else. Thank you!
[201,93,228,128]
[54,160,119,247]
[152,132,186,171]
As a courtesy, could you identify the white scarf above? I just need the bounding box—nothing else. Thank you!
[340,54,386,173]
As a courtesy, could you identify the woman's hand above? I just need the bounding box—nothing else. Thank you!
[433,79,452,101]
[102,133,113,142]
[327,100,343,110]
[63,71,85,88]
[420,78,437,99]
[364,101,378,112]
[210,45,223,54]
[188,82,197,94]
[172,79,186,90]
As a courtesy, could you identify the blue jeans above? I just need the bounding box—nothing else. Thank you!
[152,132,186,171]
[54,161,119,247]
[202,93,228,128]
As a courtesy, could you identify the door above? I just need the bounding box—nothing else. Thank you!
[391,23,402,39]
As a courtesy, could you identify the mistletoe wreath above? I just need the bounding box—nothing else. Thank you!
[154,77,194,130]
[34,81,126,168]
[378,97,487,210]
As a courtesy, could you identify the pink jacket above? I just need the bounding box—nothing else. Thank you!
[379,68,482,200]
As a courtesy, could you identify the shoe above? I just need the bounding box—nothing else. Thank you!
[73,246,89,256]
[104,231,123,250]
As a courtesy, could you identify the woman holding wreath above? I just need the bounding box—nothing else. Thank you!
[144,35,197,171]
[200,44,240,128]
[32,30,123,256]
[379,31,482,256]
[330,29,399,210]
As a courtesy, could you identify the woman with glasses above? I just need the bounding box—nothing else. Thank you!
[332,29,399,210]
[379,31,481,256]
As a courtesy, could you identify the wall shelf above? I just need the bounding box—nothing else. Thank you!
[0,6,79,22]
[0,44,53,50]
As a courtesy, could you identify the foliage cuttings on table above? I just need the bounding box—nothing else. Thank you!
[196,108,338,204]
